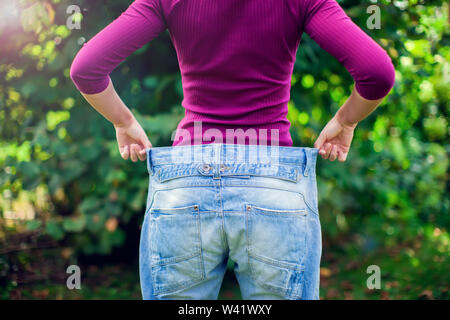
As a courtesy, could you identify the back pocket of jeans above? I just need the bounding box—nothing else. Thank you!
[149,204,205,295]
[245,204,307,299]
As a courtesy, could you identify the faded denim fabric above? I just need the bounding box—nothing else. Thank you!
[139,143,321,300]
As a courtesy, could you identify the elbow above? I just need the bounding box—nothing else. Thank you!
[355,55,396,100]
[375,58,396,98]
[69,59,83,90]
[69,54,90,94]
[69,52,110,95]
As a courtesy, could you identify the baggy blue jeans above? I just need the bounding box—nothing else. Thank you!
[139,143,321,300]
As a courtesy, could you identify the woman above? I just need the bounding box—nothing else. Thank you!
[70,0,395,300]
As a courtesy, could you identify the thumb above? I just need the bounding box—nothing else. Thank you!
[314,131,327,150]
[139,132,152,151]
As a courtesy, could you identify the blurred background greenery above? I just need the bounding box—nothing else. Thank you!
[0,0,448,300]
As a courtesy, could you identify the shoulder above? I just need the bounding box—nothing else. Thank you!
[135,0,180,11]
[134,0,181,18]
[126,0,181,24]
[283,0,333,19]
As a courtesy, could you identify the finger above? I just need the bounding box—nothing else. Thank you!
[132,144,141,162]
[130,144,139,162]
[329,145,338,161]
[137,145,146,161]
[322,143,332,160]
[314,132,327,150]
[138,146,148,161]
[138,135,151,161]
[139,132,153,150]
[318,148,326,157]
[337,150,347,162]
[137,132,152,161]
[121,145,129,160]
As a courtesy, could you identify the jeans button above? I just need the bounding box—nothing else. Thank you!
[202,164,211,172]
[220,164,226,172]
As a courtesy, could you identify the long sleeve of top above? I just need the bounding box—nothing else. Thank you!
[70,0,167,94]
[70,0,395,146]
[301,0,395,100]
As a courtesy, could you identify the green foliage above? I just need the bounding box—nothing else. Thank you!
[0,0,448,299]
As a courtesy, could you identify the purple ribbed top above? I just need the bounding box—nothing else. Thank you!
[70,0,395,146]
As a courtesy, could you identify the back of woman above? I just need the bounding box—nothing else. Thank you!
[70,0,395,300]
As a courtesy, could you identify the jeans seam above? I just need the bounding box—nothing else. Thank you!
[218,182,229,251]
[248,205,307,217]
[248,251,305,271]
[150,251,201,266]
[196,206,206,281]
[154,163,302,183]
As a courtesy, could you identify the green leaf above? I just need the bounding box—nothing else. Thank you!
[45,221,64,240]
[79,196,101,214]
[62,216,86,232]
[25,220,41,231]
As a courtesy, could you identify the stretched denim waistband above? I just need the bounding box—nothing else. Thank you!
[146,144,318,179]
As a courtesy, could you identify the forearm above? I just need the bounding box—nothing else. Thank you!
[80,78,135,128]
[334,87,383,127]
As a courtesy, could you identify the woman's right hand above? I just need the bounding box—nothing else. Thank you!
[314,113,358,162]
[114,118,152,162]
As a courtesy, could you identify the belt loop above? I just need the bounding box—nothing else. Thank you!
[213,143,221,165]
[212,143,222,179]
[303,148,311,177]
[147,148,154,175]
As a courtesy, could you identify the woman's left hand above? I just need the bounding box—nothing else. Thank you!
[314,114,357,162]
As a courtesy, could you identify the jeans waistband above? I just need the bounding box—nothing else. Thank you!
[146,143,318,181]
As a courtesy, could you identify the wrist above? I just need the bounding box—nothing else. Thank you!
[335,110,358,129]
[113,113,135,129]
